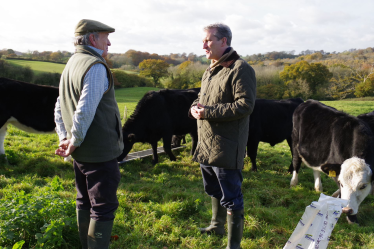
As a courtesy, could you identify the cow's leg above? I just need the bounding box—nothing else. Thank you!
[0,111,11,157]
[331,176,341,197]
[313,170,323,192]
[290,170,299,187]
[286,136,294,173]
[290,149,302,187]
[151,141,159,165]
[0,123,7,156]
[332,189,341,198]
[190,130,198,155]
[171,135,178,148]
[246,141,259,172]
[163,134,176,161]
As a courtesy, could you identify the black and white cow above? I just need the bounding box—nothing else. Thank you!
[290,100,374,223]
[117,88,199,164]
[0,77,59,157]
[247,98,304,171]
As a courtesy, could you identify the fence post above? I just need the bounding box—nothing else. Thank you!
[124,106,128,122]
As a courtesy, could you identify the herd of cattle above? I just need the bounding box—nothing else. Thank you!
[1,77,374,224]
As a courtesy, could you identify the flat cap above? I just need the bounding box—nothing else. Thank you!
[74,19,115,36]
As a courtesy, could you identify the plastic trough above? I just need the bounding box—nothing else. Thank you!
[118,146,186,164]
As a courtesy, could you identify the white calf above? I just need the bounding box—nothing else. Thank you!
[339,157,373,218]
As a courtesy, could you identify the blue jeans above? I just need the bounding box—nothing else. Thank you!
[200,164,244,210]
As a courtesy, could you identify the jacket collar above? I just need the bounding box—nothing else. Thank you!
[75,45,106,63]
[219,50,240,68]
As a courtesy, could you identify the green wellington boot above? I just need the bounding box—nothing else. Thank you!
[87,219,114,249]
[76,209,91,249]
[226,209,244,249]
[199,197,226,236]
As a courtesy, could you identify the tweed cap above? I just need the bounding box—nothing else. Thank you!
[74,19,115,36]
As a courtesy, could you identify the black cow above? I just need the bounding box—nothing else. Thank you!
[247,98,304,171]
[0,77,59,157]
[357,110,374,132]
[117,88,199,164]
[290,100,374,223]
[171,135,186,148]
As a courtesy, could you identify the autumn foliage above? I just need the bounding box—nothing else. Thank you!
[139,59,170,87]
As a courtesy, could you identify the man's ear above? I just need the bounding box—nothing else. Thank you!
[221,37,228,47]
[88,34,96,46]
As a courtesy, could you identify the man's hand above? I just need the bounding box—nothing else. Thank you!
[55,139,77,157]
[191,103,205,120]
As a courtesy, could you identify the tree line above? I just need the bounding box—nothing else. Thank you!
[0,48,208,67]
[2,46,374,100]
[0,49,72,63]
[136,47,374,100]
[0,58,153,89]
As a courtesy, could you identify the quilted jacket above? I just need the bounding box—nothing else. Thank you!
[190,50,256,169]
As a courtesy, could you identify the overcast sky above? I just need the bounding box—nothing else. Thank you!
[1,0,373,56]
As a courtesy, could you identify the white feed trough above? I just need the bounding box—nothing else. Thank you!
[118,146,186,164]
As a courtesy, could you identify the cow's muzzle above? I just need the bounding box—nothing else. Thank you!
[342,207,353,215]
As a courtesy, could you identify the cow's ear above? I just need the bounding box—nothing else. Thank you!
[321,164,341,177]
[128,133,136,143]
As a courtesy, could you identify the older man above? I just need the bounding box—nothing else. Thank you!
[54,19,124,249]
[190,23,256,249]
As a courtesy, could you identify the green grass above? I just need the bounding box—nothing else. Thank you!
[322,100,374,116]
[7,59,66,75]
[115,87,159,119]
[122,70,139,75]
[0,93,374,248]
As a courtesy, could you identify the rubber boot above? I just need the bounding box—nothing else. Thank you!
[76,209,90,249]
[87,219,114,249]
[226,209,244,249]
[199,197,226,236]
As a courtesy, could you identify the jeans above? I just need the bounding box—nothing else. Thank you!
[200,164,244,210]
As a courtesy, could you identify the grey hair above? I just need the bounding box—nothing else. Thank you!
[203,23,232,46]
[73,32,99,46]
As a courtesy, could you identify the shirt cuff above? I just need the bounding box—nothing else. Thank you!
[70,136,81,147]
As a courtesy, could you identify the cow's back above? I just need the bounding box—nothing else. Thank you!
[293,100,374,166]
[250,98,303,145]
[0,77,59,131]
[158,89,199,134]
[124,88,199,137]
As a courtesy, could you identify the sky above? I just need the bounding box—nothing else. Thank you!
[1,0,373,57]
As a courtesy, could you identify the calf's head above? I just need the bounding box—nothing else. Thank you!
[338,157,372,223]
[117,133,136,162]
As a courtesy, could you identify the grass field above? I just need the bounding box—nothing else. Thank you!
[7,59,66,75]
[0,89,374,248]
[6,59,140,77]
[122,70,140,75]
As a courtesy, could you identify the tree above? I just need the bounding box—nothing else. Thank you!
[50,51,63,62]
[139,59,170,87]
[280,61,332,97]
[104,57,113,68]
[326,65,356,99]
[6,49,15,55]
[354,65,374,97]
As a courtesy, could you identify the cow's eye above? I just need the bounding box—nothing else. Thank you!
[360,184,367,190]
[339,181,343,188]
